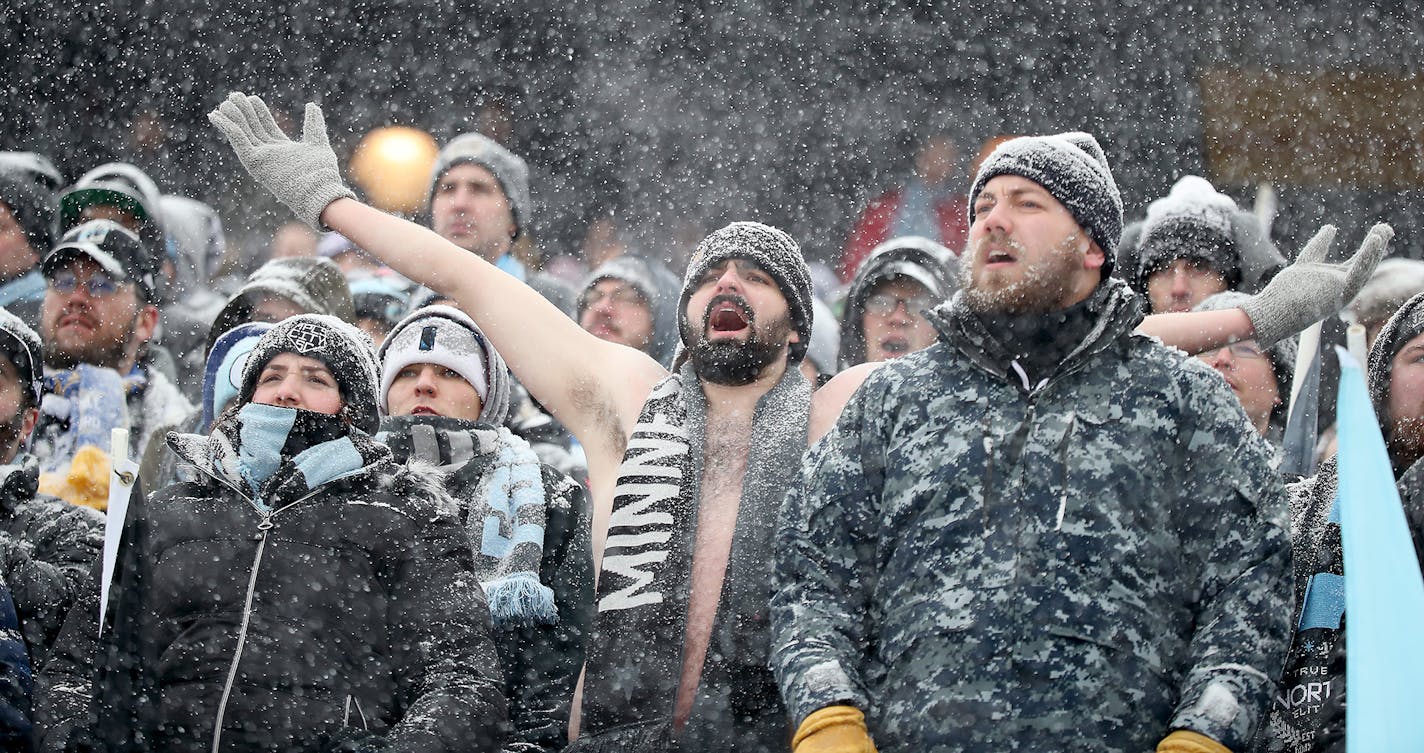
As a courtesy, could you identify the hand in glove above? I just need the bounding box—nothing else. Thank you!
[1157,729,1232,753]
[1241,222,1394,347]
[793,705,878,753]
[207,92,355,229]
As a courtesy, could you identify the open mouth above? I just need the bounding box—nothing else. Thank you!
[706,297,752,336]
[879,336,911,356]
[985,248,1017,266]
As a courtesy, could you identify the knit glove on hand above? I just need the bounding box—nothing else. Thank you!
[1157,729,1233,753]
[793,705,878,753]
[1241,222,1394,348]
[207,92,355,229]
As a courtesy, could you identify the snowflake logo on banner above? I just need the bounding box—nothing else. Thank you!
[287,321,329,355]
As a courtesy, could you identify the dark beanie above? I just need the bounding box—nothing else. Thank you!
[677,222,812,364]
[968,132,1123,276]
[0,172,55,257]
[1135,176,1242,292]
[239,314,382,434]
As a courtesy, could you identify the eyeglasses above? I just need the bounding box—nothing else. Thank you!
[581,286,645,309]
[864,293,933,316]
[50,270,121,297]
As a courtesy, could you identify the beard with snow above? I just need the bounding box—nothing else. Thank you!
[961,231,1086,316]
[683,293,793,385]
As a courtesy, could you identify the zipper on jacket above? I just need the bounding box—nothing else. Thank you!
[211,512,273,753]
[207,485,326,753]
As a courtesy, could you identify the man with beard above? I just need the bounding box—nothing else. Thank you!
[210,92,818,752]
[30,220,191,508]
[770,133,1389,753]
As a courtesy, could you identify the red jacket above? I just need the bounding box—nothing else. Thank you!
[839,188,968,282]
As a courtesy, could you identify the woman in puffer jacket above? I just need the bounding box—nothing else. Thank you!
[36,314,506,752]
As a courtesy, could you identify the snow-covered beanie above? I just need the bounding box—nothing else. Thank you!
[205,256,355,354]
[578,255,681,365]
[378,305,511,426]
[201,322,273,431]
[0,172,55,256]
[0,151,63,191]
[1194,291,1296,393]
[1367,290,1424,429]
[427,133,531,240]
[1347,258,1424,331]
[350,276,410,330]
[0,306,41,409]
[676,221,813,364]
[238,315,382,435]
[840,235,959,369]
[969,132,1123,276]
[1134,176,1241,292]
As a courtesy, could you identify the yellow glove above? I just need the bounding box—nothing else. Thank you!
[38,445,111,511]
[792,705,877,753]
[1157,729,1233,753]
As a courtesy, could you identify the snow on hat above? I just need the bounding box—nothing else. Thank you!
[578,255,681,365]
[43,220,159,302]
[0,152,63,192]
[59,162,169,263]
[1347,258,1424,330]
[1134,176,1241,291]
[0,305,42,409]
[239,314,382,434]
[428,133,531,240]
[969,132,1123,275]
[839,235,959,369]
[378,304,510,426]
[206,257,355,354]
[0,172,56,256]
[677,221,813,364]
[202,322,273,431]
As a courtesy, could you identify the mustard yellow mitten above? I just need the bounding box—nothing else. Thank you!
[792,705,877,753]
[1157,729,1233,753]
[38,444,111,511]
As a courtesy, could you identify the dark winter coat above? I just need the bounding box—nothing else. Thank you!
[0,456,102,669]
[34,416,506,753]
[772,279,1293,752]
[378,415,593,753]
[0,573,33,751]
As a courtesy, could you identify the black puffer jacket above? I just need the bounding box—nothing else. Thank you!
[0,456,101,670]
[36,418,506,753]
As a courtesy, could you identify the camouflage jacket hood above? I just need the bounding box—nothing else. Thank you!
[772,280,1290,752]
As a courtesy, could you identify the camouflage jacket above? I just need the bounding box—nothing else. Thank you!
[771,280,1292,752]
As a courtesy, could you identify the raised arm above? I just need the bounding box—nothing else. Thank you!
[1139,223,1393,355]
[208,93,665,465]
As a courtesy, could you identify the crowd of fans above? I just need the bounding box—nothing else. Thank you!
[0,91,1413,753]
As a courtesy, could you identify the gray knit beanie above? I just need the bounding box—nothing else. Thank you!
[677,222,813,364]
[969,132,1123,276]
[427,133,531,240]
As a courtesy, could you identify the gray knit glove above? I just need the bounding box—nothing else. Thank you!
[207,92,355,229]
[1241,222,1394,348]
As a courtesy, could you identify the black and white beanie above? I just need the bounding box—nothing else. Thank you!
[378,305,511,426]
[427,133,532,240]
[0,306,41,408]
[677,221,813,363]
[969,132,1123,275]
[239,314,382,434]
[1134,176,1241,291]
